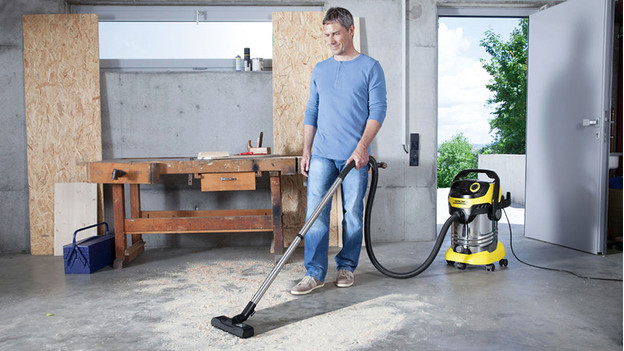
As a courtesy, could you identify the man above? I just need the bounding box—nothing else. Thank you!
[291,7,387,295]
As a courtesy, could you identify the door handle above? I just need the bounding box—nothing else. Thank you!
[582,119,599,127]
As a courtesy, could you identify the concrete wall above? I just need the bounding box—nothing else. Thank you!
[0,0,551,252]
[100,71,276,248]
[479,154,527,205]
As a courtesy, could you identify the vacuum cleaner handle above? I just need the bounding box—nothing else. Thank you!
[452,168,500,184]
[452,169,501,220]
[338,160,356,180]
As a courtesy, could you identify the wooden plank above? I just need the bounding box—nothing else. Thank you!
[197,151,230,159]
[329,186,344,247]
[273,11,328,156]
[273,14,360,155]
[129,184,142,245]
[97,184,105,235]
[53,183,98,256]
[125,239,145,263]
[88,162,159,184]
[200,172,256,192]
[273,12,360,248]
[142,209,271,218]
[269,172,284,254]
[112,184,126,268]
[124,216,273,234]
[273,12,326,248]
[23,14,102,255]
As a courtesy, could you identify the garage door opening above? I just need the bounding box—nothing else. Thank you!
[437,16,527,200]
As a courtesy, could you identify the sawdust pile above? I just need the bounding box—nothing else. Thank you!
[133,256,409,350]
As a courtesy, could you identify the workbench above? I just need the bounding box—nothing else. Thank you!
[87,156,298,268]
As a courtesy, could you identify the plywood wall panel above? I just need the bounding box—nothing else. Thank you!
[273,11,327,156]
[23,14,102,255]
[273,12,359,247]
[273,12,327,247]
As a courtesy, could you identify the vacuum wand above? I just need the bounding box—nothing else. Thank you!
[211,161,356,338]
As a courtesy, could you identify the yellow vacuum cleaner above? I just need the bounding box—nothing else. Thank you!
[444,169,511,271]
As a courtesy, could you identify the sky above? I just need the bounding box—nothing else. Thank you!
[438,17,522,146]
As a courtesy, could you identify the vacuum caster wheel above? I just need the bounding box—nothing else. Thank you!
[446,260,455,266]
[499,259,508,267]
[486,264,496,272]
[456,263,467,270]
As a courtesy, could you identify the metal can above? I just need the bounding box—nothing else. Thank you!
[235,55,242,71]
[252,58,264,71]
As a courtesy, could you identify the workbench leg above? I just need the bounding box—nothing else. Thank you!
[129,184,145,261]
[130,184,143,245]
[270,172,284,255]
[112,184,127,269]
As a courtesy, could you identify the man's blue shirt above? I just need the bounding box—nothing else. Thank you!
[303,54,387,160]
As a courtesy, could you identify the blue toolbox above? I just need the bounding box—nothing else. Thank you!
[63,222,114,274]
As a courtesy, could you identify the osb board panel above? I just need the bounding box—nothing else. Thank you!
[273,12,358,247]
[23,14,102,255]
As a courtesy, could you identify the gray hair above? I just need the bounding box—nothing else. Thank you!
[323,7,354,29]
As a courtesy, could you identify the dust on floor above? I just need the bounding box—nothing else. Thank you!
[134,256,413,350]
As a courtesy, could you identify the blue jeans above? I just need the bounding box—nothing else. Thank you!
[304,156,369,282]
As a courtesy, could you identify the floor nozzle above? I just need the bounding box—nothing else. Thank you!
[211,315,254,338]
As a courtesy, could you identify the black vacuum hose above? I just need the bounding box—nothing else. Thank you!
[364,156,460,279]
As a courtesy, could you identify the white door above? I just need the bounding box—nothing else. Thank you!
[525,0,613,254]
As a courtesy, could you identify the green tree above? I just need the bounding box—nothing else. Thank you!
[480,19,528,154]
[437,133,478,188]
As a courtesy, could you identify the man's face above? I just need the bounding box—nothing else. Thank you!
[323,21,353,56]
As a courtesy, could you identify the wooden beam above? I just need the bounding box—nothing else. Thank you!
[142,209,271,218]
[124,216,273,234]
[130,184,142,245]
[270,172,284,254]
[125,239,145,263]
[112,184,127,268]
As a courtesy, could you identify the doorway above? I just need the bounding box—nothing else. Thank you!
[437,16,526,196]
[437,0,618,255]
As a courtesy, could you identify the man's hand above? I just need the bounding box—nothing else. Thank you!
[347,120,381,170]
[347,144,369,170]
[301,125,316,178]
[300,153,311,177]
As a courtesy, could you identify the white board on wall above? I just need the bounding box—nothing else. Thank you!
[54,183,98,256]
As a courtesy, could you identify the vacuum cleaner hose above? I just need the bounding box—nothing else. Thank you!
[364,157,460,279]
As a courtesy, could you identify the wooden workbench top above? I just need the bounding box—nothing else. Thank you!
[88,155,299,184]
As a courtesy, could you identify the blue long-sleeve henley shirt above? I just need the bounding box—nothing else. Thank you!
[303,54,387,160]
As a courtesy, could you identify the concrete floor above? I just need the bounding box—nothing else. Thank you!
[0,205,622,350]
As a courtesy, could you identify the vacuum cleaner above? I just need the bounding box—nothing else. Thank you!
[212,157,511,338]
[444,169,511,271]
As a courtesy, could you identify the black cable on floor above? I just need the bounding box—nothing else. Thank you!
[504,208,623,282]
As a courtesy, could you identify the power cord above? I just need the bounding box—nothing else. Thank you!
[504,208,623,282]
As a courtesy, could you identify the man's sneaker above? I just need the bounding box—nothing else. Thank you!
[290,276,325,295]
[336,269,354,288]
